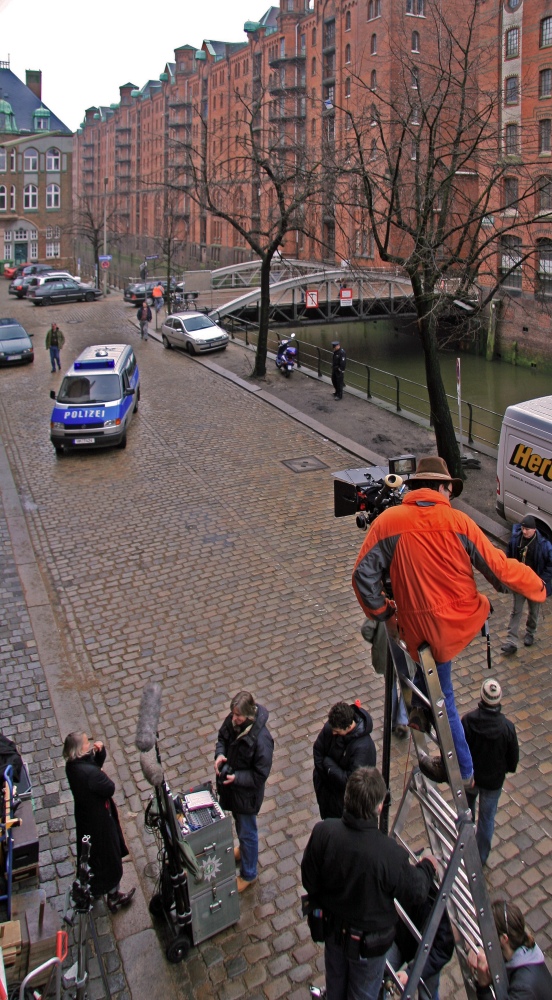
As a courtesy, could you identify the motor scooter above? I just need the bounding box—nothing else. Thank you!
[275,333,297,377]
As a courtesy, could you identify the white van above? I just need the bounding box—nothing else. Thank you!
[496,395,552,537]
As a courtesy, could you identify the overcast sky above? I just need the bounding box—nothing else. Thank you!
[0,0,271,132]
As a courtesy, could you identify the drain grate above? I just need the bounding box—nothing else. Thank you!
[281,456,329,473]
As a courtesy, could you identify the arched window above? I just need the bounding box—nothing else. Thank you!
[371,33,377,54]
[0,185,6,211]
[345,44,351,64]
[370,138,378,159]
[24,184,38,209]
[345,77,351,98]
[46,147,61,171]
[10,185,15,211]
[46,183,60,209]
[312,26,316,45]
[505,76,519,106]
[412,30,420,52]
[541,16,552,48]
[411,66,419,89]
[537,238,552,294]
[345,10,351,29]
[312,56,317,76]
[24,148,38,171]
[371,69,377,90]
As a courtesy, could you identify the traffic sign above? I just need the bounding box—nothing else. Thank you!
[100,260,110,270]
[98,254,112,262]
[339,287,353,306]
[145,254,159,260]
[305,289,318,309]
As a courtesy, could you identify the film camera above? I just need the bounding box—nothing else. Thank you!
[219,763,234,781]
[333,455,417,530]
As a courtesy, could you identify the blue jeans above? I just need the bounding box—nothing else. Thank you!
[49,345,61,370]
[325,936,386,1000]
[413,661,473,780]
[233,812,258,881]
[466,786,502,865]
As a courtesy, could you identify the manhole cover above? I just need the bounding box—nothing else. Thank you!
[281,456,329,473]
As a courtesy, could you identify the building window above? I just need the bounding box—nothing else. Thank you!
[540,118,551,153]
[541,17,552,48]
[371,69,377,90]
[312,26,316,44]
[46,147,61,171]
[312,56,316,76]
[500,235,523,287]
[24,184,38,209]
[411,104,420,124]
[345,43,351,63]
[345,10,351,29]
[505,28,519,59]
[411,67,419,89]
[287,0,294,9]
[537,176,552,211]
[412,30,420,52]
[23,148,38,171]
[46,242,61,258]
[10,186,15,211]
[30,241,38,260]
[505,76,519,105]
[537,239,552,293]
[406,0,424,14]
[46,183,60,208]
[370,138,377,159]
[46,225,61,239]
[505,123,519,154]
[371,33,377,54]
[504,176,518,207]
[280,38,285,58]
[540,69,552,98]
[345,77,351,97]
[0,147,5,172]
[10,149,15,171]
[0,186,6,211]
[411,139,418,160]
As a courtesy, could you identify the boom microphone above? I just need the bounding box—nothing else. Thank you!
[135,682,162,752]
[140,749,164,788]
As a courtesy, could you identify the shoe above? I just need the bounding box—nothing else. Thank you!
[408,706,432,734]
[106,888,136,913]
[393,724,408,740]
[234,846,241,862]
[501,642,517,655]
[332,393,338,398]
[524,634,534,647]
[419,755,447,783]
[236,876,256,893]
[51,369,56,373]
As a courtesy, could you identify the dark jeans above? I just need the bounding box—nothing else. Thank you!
[413,661,473,780]
[332,370,344,397]
[49,345,61,371]
[325,936,386,1000]
[466,786,502,865]
[233,812,258,881]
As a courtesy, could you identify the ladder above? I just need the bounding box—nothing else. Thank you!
[384,638,508,1000]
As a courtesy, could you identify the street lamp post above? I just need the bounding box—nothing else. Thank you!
[103,177,108,297]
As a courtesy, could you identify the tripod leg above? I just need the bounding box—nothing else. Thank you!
[88,913,112,1000]
[75,911,89,1000]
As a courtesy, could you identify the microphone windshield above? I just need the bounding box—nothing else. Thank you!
[140,750,164,788]
[136,682,162,752]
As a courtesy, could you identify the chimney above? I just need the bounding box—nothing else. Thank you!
[26,70,42,101]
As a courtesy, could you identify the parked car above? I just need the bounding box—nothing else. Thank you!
[28,279,102,306]
[4,262,31,280]
[8,276,30,298]
[160,311,229,354]
[123,278,177,305]
[0,318,34,365]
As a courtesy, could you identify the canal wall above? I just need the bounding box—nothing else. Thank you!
[493,293,552,373]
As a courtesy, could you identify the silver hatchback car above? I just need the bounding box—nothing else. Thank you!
[161,312,229,354]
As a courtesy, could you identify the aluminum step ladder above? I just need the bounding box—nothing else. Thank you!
[383,638,508,1000]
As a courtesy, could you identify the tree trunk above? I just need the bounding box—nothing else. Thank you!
[415,293,464,480]
[253,255,271,378]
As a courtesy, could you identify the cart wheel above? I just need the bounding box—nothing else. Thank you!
[166,934,190,963]
[149,893,164,918]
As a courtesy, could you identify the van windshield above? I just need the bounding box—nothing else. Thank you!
[57,374,122,404]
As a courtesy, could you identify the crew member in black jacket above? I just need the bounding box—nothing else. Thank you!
[462,678,519,866]
[331,339,346,399]
[215,690,273,893]
[312,701,376,819]
[302,767,437,1000]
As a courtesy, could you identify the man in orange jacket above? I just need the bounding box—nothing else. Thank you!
[352,456,545,784]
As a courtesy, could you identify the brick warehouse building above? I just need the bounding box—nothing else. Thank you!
[74,0,552,366]
[0,62,73,269]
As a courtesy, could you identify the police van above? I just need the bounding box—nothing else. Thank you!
[49,344,140,454]
[496,395,552,538]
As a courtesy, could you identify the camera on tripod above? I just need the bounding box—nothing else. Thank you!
[333,455,417,530]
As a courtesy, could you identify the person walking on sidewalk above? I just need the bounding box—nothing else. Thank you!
[331,340,346,399]
[45,322,64,372]
[214,691,273,893]
[461,679,519,866]
[313,700,376,819]
[352,456,545,787]
[137,300,152,340]
[501,515,552,654]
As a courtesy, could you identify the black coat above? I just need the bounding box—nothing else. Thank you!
[313,705,376,819]
[65,748,128,895]
[215,704,273,816]
[461,704,519,791]
[301,811,434,951]
[507,525,552,596]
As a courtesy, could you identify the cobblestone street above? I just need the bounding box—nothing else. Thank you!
[1,284,552,998]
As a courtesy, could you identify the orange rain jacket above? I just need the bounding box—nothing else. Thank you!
[352,489,546,664]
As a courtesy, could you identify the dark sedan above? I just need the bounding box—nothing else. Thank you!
[0,318,34,365]
[28,279,102,306]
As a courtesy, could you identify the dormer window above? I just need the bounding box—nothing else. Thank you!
[33,106,51,131]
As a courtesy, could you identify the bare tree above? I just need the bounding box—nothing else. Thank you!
[173,81,326,377]
[337,0,540,477]
[72,194,121,286]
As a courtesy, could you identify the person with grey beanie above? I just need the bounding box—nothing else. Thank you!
[461,679,519,865]
[501,515,552,654]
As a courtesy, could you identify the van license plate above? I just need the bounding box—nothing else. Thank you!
[74,438,95,445]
